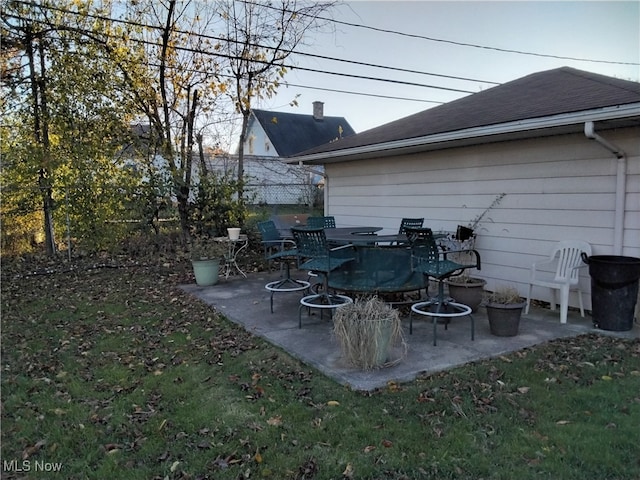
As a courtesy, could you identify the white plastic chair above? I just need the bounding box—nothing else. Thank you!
[525,240,592,323]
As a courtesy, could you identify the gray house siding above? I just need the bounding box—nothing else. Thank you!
[323,126,640,309]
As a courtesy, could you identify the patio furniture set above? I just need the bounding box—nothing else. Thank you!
[255,216,602,342]
[258,216,482,341]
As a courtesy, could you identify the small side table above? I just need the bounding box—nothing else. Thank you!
[214,235,249,279]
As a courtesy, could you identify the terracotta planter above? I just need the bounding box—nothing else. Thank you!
[446,277,486,312]
[486,302,525,336]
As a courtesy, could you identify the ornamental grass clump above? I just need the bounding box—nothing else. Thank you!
[333,296,407,370]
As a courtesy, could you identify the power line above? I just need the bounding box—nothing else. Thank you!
[7,0,496,88]
[238,0,640,67]
[285,64,475,93]
[332,17,640,66]
[4,10,477,94]
[26,36,453,105]
[279,82,446,104]
[288,51,499,85]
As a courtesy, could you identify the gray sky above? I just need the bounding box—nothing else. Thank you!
[257,1,640,134]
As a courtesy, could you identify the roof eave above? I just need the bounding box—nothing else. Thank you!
[288,103,640,165]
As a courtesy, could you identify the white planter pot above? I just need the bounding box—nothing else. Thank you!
[227,228,241,240]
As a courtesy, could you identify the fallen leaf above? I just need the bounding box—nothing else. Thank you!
[517,386,530,394]
[267,415,282,426]
[382,439,393,448]
[363,445,376,453]
[327,400,340,406]
[556,420,570,425]
[601,375,612,381]
[22,439,46,460]
[254,452,263,463]
[342,463,354,478]
[387,381,401,392]
[170,461,180,472]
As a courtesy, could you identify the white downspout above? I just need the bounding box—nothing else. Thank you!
[584,121,627,255]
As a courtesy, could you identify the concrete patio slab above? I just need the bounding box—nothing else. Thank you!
[181,271,639,391]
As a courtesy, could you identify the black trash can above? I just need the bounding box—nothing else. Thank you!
[582,254,640,331]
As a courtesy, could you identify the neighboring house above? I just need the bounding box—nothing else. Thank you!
[289,67,640,311]
[235,102,356,205]
[245,101,355,157]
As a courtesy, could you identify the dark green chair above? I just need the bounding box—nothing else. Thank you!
[307,216,336,229]
[396,217,424,244]
[399,218,424,235]
[291,227,354,327]
[406,227,480,344]
[258,220,310,313]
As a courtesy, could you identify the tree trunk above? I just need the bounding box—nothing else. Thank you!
[196,133,207,178]
[39,169,57,255]
[26,27,56,255]
[236,108,249,201]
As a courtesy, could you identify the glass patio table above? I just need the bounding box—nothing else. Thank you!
[323,226,385,245]
[327,244,427,305]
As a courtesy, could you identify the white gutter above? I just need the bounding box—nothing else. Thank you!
[291,103,640,163]
[584,121,627,255]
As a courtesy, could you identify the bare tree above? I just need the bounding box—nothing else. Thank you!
[219,0,336,199]
[116,0,227,239]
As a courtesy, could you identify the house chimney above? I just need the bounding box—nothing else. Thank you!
[312,101,324,121]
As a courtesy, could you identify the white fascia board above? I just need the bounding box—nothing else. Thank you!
[290,103,640,164]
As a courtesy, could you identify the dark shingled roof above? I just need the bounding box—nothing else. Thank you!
[251,109,356,157]
[298,67,640,156]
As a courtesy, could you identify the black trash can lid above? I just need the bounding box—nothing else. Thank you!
[583,255,640,285]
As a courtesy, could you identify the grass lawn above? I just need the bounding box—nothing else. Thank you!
[2,256,639,479]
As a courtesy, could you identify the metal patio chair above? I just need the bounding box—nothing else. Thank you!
[406,227,481,345]
[306,216,336,229]
[399,218,424,235]
[291,227,354,328]
[525,240,591,324]
[258,220,310,313]
[396,217,424,244]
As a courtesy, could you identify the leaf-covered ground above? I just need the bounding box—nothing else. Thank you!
[2,253,640,479]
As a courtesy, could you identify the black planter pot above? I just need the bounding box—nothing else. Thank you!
[486,302,525,336]
[456,225,474,241]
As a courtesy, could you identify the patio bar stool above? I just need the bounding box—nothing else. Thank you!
[291,227,354,328]
[258,220,310,313]
[405,227,480,345]
[410,300,474,346]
